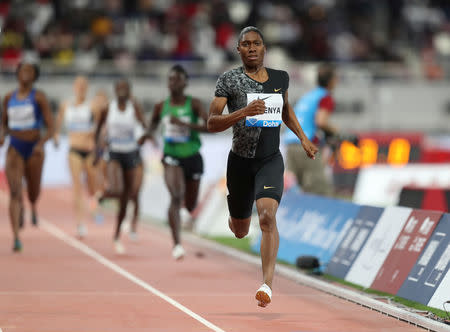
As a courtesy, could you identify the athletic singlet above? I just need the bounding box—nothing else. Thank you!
[283,87,329,144]
[215,67,289,159]
[161,95,201,158]
[65,101,94,133]
[7,89,43,131]
[106,99,139,153]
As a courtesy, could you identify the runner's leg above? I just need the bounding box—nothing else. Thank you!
[5,147,25,248]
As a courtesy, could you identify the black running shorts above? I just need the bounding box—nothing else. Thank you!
[109,150,142,170]
[162,152,204,180]
[226,150,284,219]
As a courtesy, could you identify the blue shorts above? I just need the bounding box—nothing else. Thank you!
[10,136,38,161]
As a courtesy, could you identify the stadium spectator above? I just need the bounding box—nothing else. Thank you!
[1,0,450,72]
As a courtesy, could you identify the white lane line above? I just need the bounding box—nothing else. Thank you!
[0,190,224,332]
[40,220,226,332]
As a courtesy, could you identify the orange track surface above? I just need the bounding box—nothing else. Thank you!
[0,188,423,332]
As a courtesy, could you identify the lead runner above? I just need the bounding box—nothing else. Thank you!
[207,26,318,307]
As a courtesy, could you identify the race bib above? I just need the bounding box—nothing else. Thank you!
[163,115,191,143]
[109,123,135,150]
[8,104,35,129]
[66,112,93,132]
[245,93,283,127]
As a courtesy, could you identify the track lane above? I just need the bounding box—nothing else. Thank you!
[0,187,425,331]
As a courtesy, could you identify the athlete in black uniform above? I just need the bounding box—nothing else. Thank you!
[208,26,318,307]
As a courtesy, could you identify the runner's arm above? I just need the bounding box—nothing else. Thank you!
[95,106,108,146]
[53,100,68,147]
[0,93,12,145]
[171,97,209,132]
[132,98,149,145]
[132,98,147,129]
[35,90,55,146]
[282,90,317,159]
[207,97,265,133]
[148,102,163,134]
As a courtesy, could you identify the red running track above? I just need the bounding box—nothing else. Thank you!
[0,187,423,332]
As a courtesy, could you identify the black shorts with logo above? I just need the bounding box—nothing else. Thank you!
[109,150,142,170]
[226,150,284,219]
[162,152,204,180]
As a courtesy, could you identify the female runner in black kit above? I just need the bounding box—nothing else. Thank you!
[208,26,318,307]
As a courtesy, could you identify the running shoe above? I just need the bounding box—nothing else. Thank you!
[94,212,104,225]
[114,240,125,254]
[90,196,104,224]
[120,221,131,233]
[77,224,87,239]
[129,231,138,242]
[172,244,185,260]
[32,211,38,226]
[255,283,272,307]
[13,238,22,252]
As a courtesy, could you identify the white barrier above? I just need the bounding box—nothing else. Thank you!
[428,267,450,309]
[353,164,450,207]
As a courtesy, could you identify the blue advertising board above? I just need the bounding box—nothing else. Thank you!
[397,213,450,305]
[251,187,361,268]
[326,206,385,279]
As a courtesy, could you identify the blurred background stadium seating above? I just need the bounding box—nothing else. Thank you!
[1,0,450,198]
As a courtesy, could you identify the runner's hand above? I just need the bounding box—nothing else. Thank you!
[170,116,188,126]
[0,135,4,146]
[244,100,266,116]
[137,135,147,146]
[301,139,318,160]
[33,141,45,156]
[144,131,158,148]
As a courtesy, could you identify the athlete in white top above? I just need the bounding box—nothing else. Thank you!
[94,79,147,254]
[54,76,103,238]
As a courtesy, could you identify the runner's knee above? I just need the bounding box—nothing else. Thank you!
[259,209,276,233]
[234,229,248,239]
[9,186,22,200]
[28,188,41,204]
[230,218,250,239]
[170,192,183,207]
[185,199,197,212]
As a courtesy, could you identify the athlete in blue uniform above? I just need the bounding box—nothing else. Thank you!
[0,62,54,252]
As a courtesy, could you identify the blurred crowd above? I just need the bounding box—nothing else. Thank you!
[1,0,450,74]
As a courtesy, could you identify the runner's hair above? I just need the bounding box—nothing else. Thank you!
[237,26,265,46]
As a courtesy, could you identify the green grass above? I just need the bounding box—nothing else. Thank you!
[207,236,255,255]
[207,236,450,321]
[207,236,296,267]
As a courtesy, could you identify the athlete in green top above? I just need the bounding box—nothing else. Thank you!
[149,64,208,260]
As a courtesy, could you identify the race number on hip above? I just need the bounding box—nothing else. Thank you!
[245,93,283,127]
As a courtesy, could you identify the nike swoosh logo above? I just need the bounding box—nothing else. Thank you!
[264,186,275,190]
[274,88,281,92]
[258,96,271,101]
